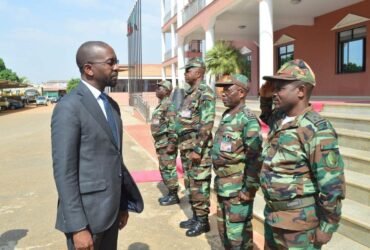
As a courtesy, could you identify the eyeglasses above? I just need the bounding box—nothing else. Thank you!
[88,59,119,67]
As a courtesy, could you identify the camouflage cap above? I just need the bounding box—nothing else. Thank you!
[157,80,173,91]
[215,73,249,91]
[263,59,316,86]
[181,57,205,70]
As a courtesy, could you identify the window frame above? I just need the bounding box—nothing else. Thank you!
[277,43,294,69]
[337,26,366,74]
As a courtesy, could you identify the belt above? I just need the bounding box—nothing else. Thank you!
[265,196,316,211]
[214,163,245,177]
[178,131,196,142]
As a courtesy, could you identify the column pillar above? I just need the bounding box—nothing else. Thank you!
[177,36,185,89]
[259,0,274,87]
[171,23,176,57]
[204,18,216,86]
[171,63,176,88]
[161,0,165,26]
[161,32,166,80]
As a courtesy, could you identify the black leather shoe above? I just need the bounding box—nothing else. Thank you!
[158,195,166,203]
[185,216,210,237]
[159,192,179,206]
[158,189,178,203]
[179,217,197,229]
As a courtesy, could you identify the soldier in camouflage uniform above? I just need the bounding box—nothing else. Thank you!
[212,74,263,250]
[151,80,179,206]
[259,59,346,249]
[175,58,215,237]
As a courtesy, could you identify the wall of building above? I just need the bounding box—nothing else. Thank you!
[231,40,259,96]
[274,0,370,96]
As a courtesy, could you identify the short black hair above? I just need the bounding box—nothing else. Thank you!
[291,80,314,99]
[76,41,110,73]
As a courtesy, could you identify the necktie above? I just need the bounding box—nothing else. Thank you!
[100,93,119,146]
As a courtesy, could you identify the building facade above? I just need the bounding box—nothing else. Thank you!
[161,0,370,98]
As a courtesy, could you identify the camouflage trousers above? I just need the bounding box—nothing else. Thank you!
[156,147,179,191]
[264,222,322,250]
[217,196,254,250]
[180,147,212,217]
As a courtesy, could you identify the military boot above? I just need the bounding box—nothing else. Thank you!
[185,215,210,237]
[179,214,197,229]
[159,189,179,206]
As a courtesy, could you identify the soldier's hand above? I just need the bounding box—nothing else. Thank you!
[311,227,333,246]
[166,144,176,154]
[118,210,129,230]
[189,151,201,164]
[259,81,274,98]
[238,190,255,202]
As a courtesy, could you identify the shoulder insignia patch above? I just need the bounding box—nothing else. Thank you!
[305,111,327,129]
[243,107,257,120]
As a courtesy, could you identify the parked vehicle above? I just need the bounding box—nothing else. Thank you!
[49,97,58,103]
[24,89,40,103]
[0,97,9,110]
[36,96,48,106]
[8,98,25,109]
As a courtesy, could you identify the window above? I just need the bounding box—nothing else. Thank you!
[242,53,252,81]
[337,26,366,73]
[277,44,294,68]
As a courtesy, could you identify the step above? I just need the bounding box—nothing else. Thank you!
[339,199,370,247]
[322,102,370,116]
[252,193,369,249]
[336,128,370,152]
[320,112,370,132]
[341,147,370,175]
[345,170,370,206]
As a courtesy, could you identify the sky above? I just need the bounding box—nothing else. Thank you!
[0,0,161,83]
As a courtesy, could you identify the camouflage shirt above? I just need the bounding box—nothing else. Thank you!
[151,97,177,149]
[175,81,215,153]
[260,99,345,233]
[212,104,263,197]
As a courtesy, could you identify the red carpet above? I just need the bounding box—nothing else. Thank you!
[130,157,184,183]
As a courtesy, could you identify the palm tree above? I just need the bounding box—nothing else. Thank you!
[205,41,246,81]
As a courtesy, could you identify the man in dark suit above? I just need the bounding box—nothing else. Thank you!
[51,41,143,250]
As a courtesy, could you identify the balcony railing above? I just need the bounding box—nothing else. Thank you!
[130,94,151,122]
[164,11,172,24]
[182,0,206,24]
[164,49,177,61]
[165,49,172,60]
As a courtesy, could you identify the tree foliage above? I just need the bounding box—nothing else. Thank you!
[0,57,21,82]
[205,41,246,79]
[0,58,5,71]
[0,69,20,82]
[67,78,80,93]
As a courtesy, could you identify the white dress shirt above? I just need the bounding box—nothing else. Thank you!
[81,80,107,120]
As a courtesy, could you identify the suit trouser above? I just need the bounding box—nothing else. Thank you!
[66,215,120,250]
[180,147,212,217]
[156,147,179,191]
[217,195,254,250]
[264,221,322,250]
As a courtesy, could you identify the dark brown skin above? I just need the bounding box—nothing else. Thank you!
[81,45,119,92]
[260,80,310,116]
[184,67,205,164]
[260,81,333,245]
